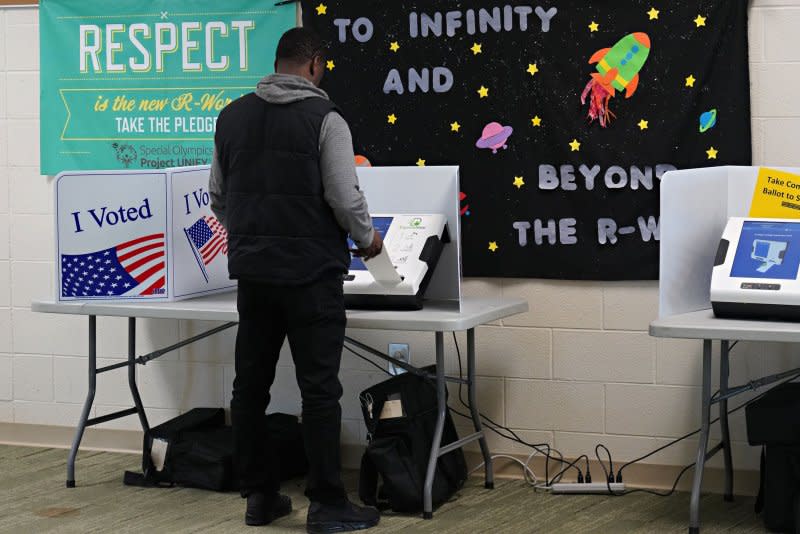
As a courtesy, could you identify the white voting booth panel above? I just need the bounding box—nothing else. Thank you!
[660,166,800,317]
[356,166,462,309]
[55,166,235,302]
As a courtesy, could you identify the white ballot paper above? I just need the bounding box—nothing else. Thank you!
[365,247,403,284]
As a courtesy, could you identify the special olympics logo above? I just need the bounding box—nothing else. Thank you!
[112,143,137,168]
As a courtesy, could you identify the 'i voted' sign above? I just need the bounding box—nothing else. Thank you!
[55,166,235,302]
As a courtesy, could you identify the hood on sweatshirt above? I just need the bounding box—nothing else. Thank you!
[255,73,330,105]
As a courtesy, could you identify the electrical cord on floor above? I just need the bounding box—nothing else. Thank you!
[594,368,800,497]
[596,444,614,483]
[450,332,580,485]
[546,454,591,486]
[346,333,784,495]
[345,338,560,489]
[448,333,800,497]
[468,450,545,487]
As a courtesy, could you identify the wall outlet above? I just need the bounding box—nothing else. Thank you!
[388,343,410,375]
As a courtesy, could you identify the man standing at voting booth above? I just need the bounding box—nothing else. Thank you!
[210,28,383,533]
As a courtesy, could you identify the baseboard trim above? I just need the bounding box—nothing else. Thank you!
[0,423,760,496]
[0,422,142,454]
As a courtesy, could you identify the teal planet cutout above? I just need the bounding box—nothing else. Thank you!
[699,109,717,133]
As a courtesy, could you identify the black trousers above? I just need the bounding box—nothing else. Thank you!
[231,277,347,504]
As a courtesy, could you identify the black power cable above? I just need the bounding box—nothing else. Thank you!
[449,333,800,497]
[343,344,394,376]
[450,332,582,483]
[346,333,788,496]
[343,336,580,484]
[596,368,800,497]
[595,444,614,483]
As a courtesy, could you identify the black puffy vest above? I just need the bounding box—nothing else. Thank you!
[215,93,350,285]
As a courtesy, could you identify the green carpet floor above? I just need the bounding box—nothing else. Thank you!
[0,445,766,533]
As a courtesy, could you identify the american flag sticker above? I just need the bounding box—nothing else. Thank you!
[61,233,166,298]
[184,216,228,282]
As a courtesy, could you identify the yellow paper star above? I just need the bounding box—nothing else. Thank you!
[638,119,649,130]
[315,3,327,15]
[531,116,542,127]
[685,74,696,87]
[513,176,525,189]
[569,139,581,152]
[706,147,718,160]
[488,242,499,252]
[477,86,489,98]
[389,41,400,53]
[694,15,707,27]
[387,114,397,125]
[326,60,335,71]
[471,43,482,55]
[589,21,599,32]
[450,121,461,133]
[647,7,659,20]
[416,158,426,167]
[527,63,539,76]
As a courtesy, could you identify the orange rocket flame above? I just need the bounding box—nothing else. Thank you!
[581,75,616,128]
[581,33,651,128]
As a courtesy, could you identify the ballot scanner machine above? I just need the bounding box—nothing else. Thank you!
[344,214,448,310]
[658,166,800,320]
[346,166,462,311]
[711,218,800,320]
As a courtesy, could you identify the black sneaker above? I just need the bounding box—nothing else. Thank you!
[245,492,292,526]
[306,499,380,533]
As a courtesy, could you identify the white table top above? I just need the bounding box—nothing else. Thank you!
[31,293,528,332]
[650,308,800,342]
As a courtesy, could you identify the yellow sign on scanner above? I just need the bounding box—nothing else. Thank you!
[750,168,800,218]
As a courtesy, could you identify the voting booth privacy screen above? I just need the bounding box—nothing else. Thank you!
[354,166,463,307]
[55,166,235,302]
[303,0,752,280]
[659,166,800,318]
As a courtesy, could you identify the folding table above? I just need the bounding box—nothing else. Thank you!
[651,310,800,534]
[32,293,528,518]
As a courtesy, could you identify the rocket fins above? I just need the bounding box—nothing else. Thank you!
[589,48,611,64]
[625,74,640,98]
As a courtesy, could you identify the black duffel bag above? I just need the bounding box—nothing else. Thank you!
[124,408,307,491]
[746,383,800,532]
[358,367,467,513]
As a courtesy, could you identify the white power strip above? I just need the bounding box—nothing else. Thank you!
[550,482,626,494]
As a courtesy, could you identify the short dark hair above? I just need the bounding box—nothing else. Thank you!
[276,27,327,63]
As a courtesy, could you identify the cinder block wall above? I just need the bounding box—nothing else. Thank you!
[0,1,795,480]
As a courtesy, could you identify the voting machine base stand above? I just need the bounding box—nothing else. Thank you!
[65,316,237,488]
[344,329,494,518]
[65,317,491,520]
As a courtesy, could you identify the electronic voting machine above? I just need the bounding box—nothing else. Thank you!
[344,214,449,310]
[711,217,800,320]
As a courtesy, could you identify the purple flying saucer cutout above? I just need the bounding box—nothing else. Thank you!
[476,122,513,154]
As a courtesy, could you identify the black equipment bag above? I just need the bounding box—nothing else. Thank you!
[746,383,800,532]
[124,408,307,491]
[357,367,468,513]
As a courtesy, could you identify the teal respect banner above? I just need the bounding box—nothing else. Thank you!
[40,0,296,175]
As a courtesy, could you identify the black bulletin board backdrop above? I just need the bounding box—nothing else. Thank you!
[302,0,751,280]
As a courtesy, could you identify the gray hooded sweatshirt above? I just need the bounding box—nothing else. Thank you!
[209,73,375,248]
